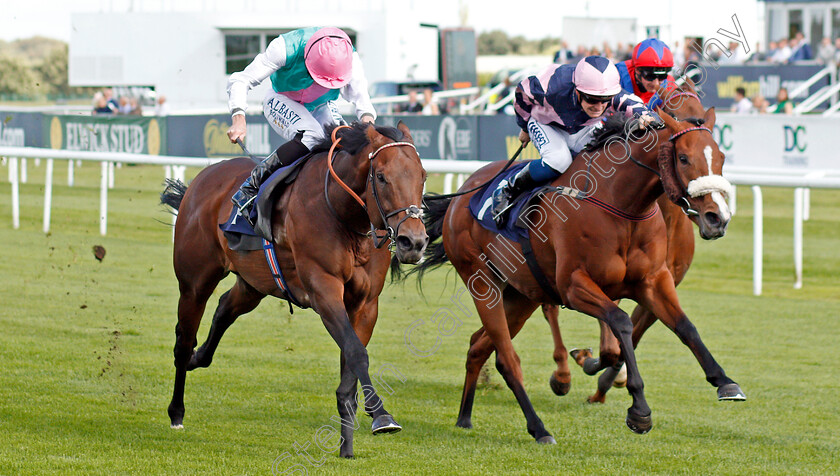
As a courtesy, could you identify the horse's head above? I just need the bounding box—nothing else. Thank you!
[657,107,732,240]
[364,122,429,263]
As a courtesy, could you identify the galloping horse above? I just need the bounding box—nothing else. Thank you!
[544,79,743,404]
[160,122,427,458]
[410,109,741,442]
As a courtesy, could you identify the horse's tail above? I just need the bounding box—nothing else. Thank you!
[160,178,188,213]
[391,194,453,283]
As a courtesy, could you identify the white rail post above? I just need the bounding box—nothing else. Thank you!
[21,158,27,183]
[444,173,455,194]
[752,186,763,296]
[793,188,804,289]
[43,159,54,234]
[108,161,115,189]
[100,161,109,236]
[803,188,810,221]
[728,185,737,215]
[67,159,74,187]
[10,158,20,229]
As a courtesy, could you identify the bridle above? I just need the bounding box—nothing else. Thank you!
[666,125,731,217]
[324,125,424,249]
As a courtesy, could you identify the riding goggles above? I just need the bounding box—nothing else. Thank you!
[578,91,613,104]
[639,68,669,81]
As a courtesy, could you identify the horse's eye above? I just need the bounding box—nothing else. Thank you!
[678,154,689,165]
[376,172,387,183]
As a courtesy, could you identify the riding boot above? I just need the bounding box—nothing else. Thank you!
[491,164,539,227]
[231,137,310,225]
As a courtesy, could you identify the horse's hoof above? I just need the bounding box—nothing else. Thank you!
[717,383,746,401]
[626,411,652,434]
[371,414,402,435]
[455,417,472,429]
[536,435,556,445]
[170,423,184,430]
[612,363,627,388]
[586,393,605,404]
[549,374,571,396]
[569,348,592,367]
[340,452,354,459]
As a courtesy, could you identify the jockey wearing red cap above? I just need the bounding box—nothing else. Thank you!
[615,38,676,109]
[226,27,376,225]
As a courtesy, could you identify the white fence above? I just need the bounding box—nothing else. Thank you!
[3,146,840,296]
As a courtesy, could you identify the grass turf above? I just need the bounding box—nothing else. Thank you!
[0,161,838,475]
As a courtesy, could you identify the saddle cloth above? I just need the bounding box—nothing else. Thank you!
[219,154,310,250]
[468,162,546,242]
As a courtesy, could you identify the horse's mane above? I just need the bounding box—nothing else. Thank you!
[313,122,406,155]
[583,113,637,152]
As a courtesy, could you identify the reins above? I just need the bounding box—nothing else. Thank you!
[423,143,525,202]
[324,124,424,249]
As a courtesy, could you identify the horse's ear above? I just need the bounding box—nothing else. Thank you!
[365,122,384,145]
[703,107,716,130]
[657,107,679,133]
[397,120,414,143]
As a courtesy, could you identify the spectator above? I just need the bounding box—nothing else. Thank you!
[731,87,752,114]
[834,38,840,65]
[118,96,133,115]
[421,88,439,115]
[769,87,793,115]
[765,41,779,61]
[154,95,170,116]
[398,89,423,114]
[788,32,813,62]
[772,38,792,63]
[751,94,769,114]
[816,37,836,65]
[129,97,143,116]
[92,91,112,115]
[672,40,685,68]
[720,41,746,64]
[553,41,572,64]
[103,88,119,113]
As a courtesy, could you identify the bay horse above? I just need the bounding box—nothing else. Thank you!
[160,121,427,458]
[409,109,741,442]
[545,78,745,404]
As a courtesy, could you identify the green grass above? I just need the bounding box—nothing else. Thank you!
[1,161,839,475]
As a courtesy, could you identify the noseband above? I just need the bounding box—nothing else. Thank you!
[667,126,732,217]
[325,126,423,249]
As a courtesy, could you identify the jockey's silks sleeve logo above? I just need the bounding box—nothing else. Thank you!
[528,122,549,149]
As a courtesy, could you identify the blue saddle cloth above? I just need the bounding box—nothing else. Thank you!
[219,155,309,250]
[468,162,546,242]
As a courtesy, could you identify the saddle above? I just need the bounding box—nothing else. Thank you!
[220,153,312,250]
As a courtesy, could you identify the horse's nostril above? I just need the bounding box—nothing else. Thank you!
[704,211,721,228]
[396,236,412,251]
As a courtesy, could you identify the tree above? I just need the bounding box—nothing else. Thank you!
[477,30,511,55]
[0,55,38,96]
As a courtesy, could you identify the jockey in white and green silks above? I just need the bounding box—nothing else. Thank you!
[226,26,376,225]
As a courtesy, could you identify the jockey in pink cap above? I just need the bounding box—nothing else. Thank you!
[491,55,658,227]
[227,26,376,226]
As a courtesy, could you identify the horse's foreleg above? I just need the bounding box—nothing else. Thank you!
[542,304,571,396]
[455,327,492,429]
[637,269,745,401]
[308,276,399,444]
[333,296,382,458]
[565,270,652,433]
[189,277,264,370]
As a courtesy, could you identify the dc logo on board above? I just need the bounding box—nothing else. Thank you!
[713,124,732,151]
[784,125,806,153]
